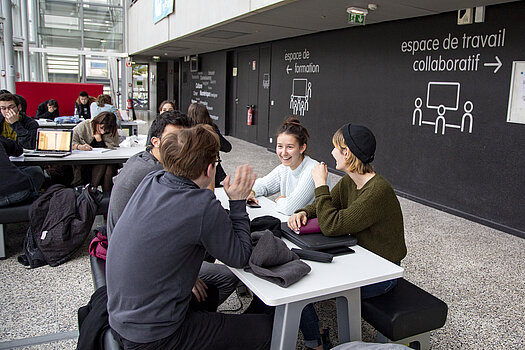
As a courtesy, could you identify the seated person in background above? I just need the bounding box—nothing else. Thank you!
[0,93,38,149]
[90,94,121,122]
[288,123,408,350]
[159,100,176,114]
[74,91,95,119]
[246,116,319,215]
[35,99,59,120]
[187,102,231,188]
[72,112,119,192]
[107,125,272,350]
[107,111,238,307]
[0,136,44,207]
[0,89,27,115]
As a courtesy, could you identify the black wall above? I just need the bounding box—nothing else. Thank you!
[180,51,227,131]
[180,2,525,237]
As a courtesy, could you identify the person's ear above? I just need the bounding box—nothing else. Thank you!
[205,163,213,178]
[300,143,307,155]
[150,136,160,148]
[343,148,350,159]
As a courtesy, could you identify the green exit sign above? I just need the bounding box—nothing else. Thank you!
[349,13,366,25]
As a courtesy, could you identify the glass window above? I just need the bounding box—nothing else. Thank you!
[83,5,123,51]
[38,0,82,49]
[86,58,108,78]
[132,64,149,110]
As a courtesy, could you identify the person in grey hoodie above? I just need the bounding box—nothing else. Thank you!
[106,125,272,350]
[107,111,239,306]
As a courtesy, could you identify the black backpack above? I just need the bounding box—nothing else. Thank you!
[18,184,103,268]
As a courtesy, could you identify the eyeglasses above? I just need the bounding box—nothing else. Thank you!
[0,105,17,111]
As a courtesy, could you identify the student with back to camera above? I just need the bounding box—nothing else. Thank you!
[106,125,273,350]
[187,102,231,187]
[90,94,122,123]
[288,123,408,350]
[246,116,320,215]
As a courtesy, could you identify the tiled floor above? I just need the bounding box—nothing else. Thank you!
[0,136,524,349]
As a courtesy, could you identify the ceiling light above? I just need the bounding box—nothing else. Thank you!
[347,7,368,15]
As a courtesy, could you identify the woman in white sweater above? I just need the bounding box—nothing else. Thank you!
[247,116,319,215]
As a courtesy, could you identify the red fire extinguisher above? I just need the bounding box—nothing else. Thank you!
[126,98,133,110]
[247,105,254,125]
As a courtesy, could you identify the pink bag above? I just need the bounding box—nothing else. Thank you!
[88,231,108,260]
[299,218,322,234]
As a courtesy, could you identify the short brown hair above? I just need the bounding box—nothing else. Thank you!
[96,94,112,107]
[160,124,219,180]
[187,102,213,125]
[332,128,374,174]
[0,93,19,106]
[91,111,118,137]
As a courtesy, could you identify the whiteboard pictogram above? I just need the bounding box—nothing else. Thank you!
[290,78,312,116]
[412,81,474,135]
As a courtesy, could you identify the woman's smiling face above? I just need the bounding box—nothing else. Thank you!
[276,133,306,170]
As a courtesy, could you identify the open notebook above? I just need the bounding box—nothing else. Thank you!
[24,129,73,157]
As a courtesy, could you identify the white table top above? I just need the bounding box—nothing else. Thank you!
[11,146,143,165]
[36,119,142,127]
[214,188,404,306]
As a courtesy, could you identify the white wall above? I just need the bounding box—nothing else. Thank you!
[127,0,285,55]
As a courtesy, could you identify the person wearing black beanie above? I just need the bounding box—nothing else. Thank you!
[288,123,407,350]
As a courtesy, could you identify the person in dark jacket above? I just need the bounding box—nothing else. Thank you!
[106,125,272,350]
[0,89,27,114]
[187,102,232,188]
[74,91,96,119]
[0,136,44,207]
[0,93,38,149]
[35,99,59,120]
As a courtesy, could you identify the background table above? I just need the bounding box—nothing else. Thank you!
[36,119,140,136]
[214,188,404,349]
[11,147,143,166]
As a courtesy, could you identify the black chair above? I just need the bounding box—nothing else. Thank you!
[89,255,122,350]
[361,278,448,350]
[0,200,35,259]
[0,193,110,259]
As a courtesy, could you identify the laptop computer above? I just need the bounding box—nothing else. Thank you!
[281,222,357,251]
[24,129,73,157]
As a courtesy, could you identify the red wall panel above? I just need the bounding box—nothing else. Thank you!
[15,82,104,117]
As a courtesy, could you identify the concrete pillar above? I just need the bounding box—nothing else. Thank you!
[20,0,30,81]
[119,58,128,110]
[2,0,16,91]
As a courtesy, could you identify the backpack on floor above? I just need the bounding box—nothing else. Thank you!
[18,184,103,268]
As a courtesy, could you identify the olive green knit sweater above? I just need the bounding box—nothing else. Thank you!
[300,174,407,263]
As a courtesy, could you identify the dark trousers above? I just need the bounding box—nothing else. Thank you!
[113,310,273,350]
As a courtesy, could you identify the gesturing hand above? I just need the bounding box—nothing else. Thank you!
[223,164,256,201]
[311,162,328,188]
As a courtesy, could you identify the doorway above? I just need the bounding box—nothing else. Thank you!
[226,45,271,146]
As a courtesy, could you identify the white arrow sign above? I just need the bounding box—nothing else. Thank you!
[286,65,292,74]
[484,56,502,73]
